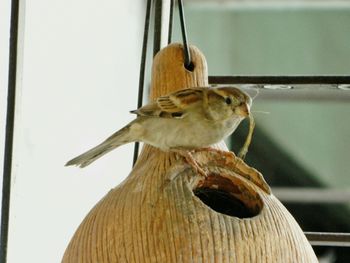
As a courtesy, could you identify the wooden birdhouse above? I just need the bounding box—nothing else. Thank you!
[62,43,318,263]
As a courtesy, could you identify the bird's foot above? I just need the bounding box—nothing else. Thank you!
[171,149,208,177]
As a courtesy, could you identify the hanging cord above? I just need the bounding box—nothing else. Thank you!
[178,0,193,70]
[133,0,153,166]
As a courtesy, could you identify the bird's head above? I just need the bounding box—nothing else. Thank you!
[206,86,252,120]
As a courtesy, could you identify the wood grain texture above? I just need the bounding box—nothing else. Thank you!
[62,43,317,262]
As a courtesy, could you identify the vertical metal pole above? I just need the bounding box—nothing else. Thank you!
[133,0,153,166]
[133,0,173,165]
[168,0,174,44]
[153,0,162,56]
[153,0,172,56]
[1,0,20,262]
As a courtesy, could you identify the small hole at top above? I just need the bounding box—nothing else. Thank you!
[185,61,195,72]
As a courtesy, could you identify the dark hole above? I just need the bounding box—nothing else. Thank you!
[194,187,258,218]
[185,61,195,72]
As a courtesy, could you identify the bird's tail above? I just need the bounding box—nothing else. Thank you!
[65,123,133,168]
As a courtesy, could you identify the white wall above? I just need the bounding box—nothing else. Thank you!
[2,1,146,262]
[0,1,11,198]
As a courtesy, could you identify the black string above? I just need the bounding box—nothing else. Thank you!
[1,0,20,262]
[178,0,192,70]
[133,0,153,166]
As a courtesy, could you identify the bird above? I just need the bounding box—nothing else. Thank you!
[66,86,254,173]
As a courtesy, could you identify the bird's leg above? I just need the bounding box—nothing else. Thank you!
[171,149,207,177]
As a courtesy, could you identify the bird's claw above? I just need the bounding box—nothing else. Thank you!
[171,149,208,177]
[194,164,208,177]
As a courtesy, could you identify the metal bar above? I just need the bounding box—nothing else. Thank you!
[245,88,350,101]
[153,0,163,56]
[153,0,172,56]
[272,187,350,204]
[168,0,174,44]
[305,232,350,247]
[186,0,350,8]
[1,0,20,262]
[209,75,350,85]
[133,0,153,166]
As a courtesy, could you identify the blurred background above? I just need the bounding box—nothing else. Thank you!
[1,0,349,262]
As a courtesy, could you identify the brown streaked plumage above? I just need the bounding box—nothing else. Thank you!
[66,86,254,169]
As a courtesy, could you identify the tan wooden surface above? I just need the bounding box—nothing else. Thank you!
[62,43,317,263]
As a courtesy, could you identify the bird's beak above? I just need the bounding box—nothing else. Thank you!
[235,102,250,117]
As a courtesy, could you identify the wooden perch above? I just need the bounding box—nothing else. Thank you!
[62,43,317,263]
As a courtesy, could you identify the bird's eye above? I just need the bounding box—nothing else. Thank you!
[225,97,232,105]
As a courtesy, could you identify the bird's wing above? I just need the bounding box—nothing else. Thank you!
[131,88,205,118]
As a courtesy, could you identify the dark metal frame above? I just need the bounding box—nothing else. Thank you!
[209,75,350,85]
[306,232,350,247]
[133,0,153,165]
[1,0,20,262]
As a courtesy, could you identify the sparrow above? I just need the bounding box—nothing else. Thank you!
[66,86,254,171]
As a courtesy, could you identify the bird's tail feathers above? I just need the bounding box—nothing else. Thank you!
[66,124,132,168]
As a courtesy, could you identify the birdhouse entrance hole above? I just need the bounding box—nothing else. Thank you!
[193,173,263,219]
